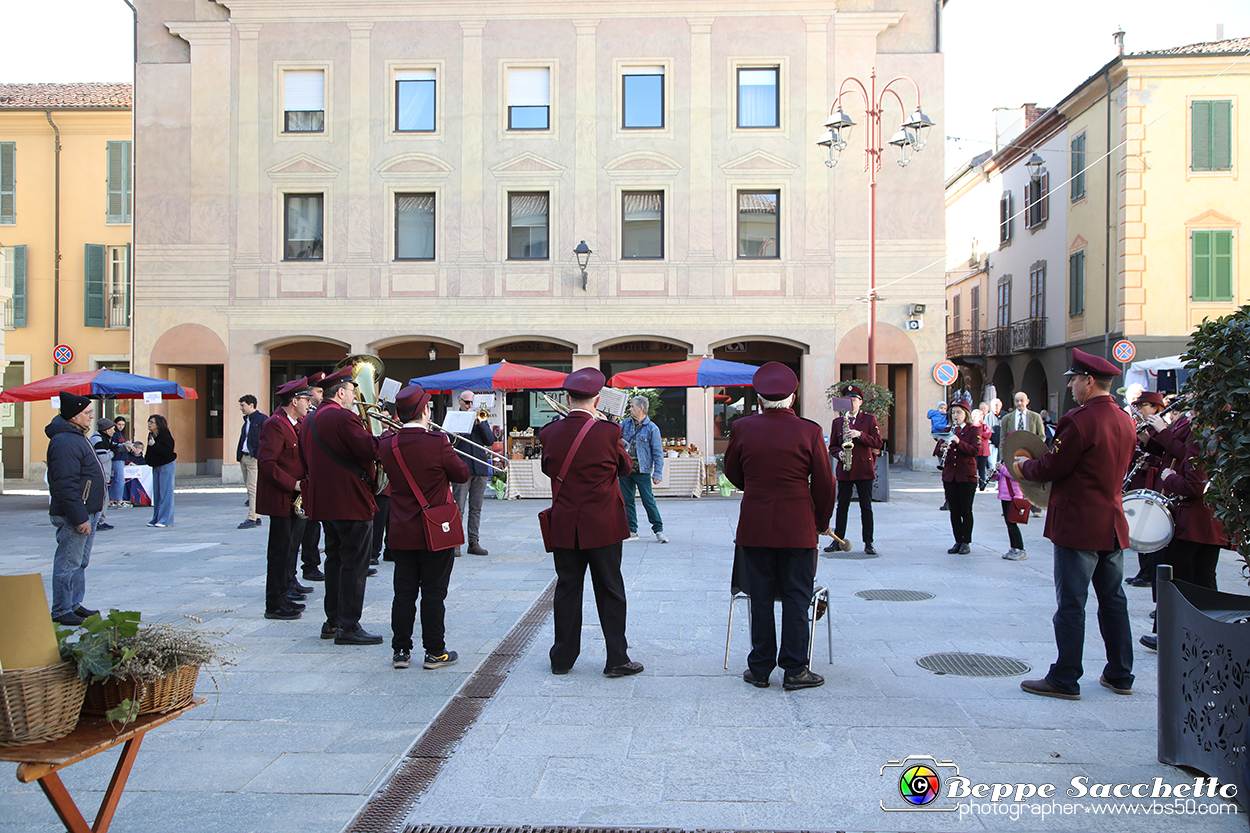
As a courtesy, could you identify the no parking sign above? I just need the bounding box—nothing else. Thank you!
[933,361,958,386]
[53,344,74,366]
[1113,340,1136,364]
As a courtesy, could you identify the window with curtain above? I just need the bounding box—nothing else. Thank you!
[1070,133,1086,201]
[108,244,130,328]
[1191,229,1234,302]
[737,67,779,128]
[396,69,436,132]
[283,70,325,132]
[395,193,435,260]
[1028,264,1045,318]
[997,278,1010,328]
[1069,251,1085,316]
[1191,100,1232,172]
[999,191,1012,244]
[284,194,324,260]
[622,191,663,259]
[0,143,15,224]
[106,141,132,224]
[969,285,980,331]
[952,292,961,331]
[508,68,551,130]
[622,67,664,129]
[737,190,779,258]
[508,192,549,259]
[0,245,25,328]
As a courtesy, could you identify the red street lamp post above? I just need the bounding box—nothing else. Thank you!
[817,67,933,385]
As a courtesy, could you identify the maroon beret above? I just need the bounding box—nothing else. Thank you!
[950,395,974,415]
[320,367,355,389]
[752,362,798,399]
[564,368,605,398]
[1136,391,1166,408]
[307,371,326,387]
[844,384,864,399]
[1064,348,1121,380]
[394,384,432,417]
[276,377,310,398]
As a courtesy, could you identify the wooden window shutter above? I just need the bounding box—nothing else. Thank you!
[125,242,132,327]
[1039,171,1050,225]
[84,244,106,326]
[1211,101,1233,171]
[0,142,15,223]
[1192,101,1211,171]
[1213,230,1233,300]
[12,244,26,327]
[1191,230,1212,300]
[106,141,131,223]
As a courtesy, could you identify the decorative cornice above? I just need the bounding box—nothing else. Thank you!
[719,149,799,177]
[165,21,232,47]
[604,150,683,178]
[266,153,342,181]
[832,11,904,38]
[376,152,456,180]
[490,152,567,178]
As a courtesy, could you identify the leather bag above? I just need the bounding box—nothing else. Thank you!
[389,434,464,551]
[537,418,597,553]
[1008,496,1031,525]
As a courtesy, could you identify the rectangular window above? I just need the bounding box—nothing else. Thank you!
[1191,229,1234,302]
[284,70,325,133]
[622,67,664,129]
[284,194,324,261]
[622,191,663,259]
[1025,171,1049,229]
[970,285,980,331]
[737,67,779,129]
[396,69,436,132]
[1191,100,1233,172]
[507,68,550,130]
[0,142,14,224]
[1069,251,1085,316]
[1029,264,1045,319]
[0,245,25,328]
[952,292,961,331]
[737,190,779,258]
[997,279,1010,328]
[508,192,549,260]
[395,193,435,260]
[999,191,1013,244]
[106,141,132,224]
[1070,133,1086,200]
[108,244,130,328]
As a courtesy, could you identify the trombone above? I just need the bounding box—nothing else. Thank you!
[541,392,618,422]
[358,402,508,474]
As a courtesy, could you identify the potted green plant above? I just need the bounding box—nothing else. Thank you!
[825,380,895,501]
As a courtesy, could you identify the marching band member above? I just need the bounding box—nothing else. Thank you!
[379,384,469,671]
[827,386,882,555]
[258,378,312,620]
[1124,390,1167,587]
[941,398,981,554]
[299,372,328,582]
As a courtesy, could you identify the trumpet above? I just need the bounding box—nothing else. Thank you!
[429,420,509,473]
[476,407,490,422]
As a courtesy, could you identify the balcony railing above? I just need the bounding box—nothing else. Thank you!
[108,291,129,329]
[946,329,984,360]
[946,318,1047,360]
[1009,317,1047,352]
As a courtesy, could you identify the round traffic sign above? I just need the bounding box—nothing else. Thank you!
[1112,340,1136,364]
[53,344,74,366]
[933,361,958,386]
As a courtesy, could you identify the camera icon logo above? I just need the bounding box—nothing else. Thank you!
[880,755,959,812]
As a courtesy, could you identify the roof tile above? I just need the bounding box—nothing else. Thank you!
[0,83,132,110]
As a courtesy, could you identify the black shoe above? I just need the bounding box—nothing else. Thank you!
[604,661,644,677]
[864,543,877,555]
[367,567,378,577]
[96,522,114,531]
[467,542,489,556]
[237,519,260,529]
[947,544,961,554]
[282,599,306,612]
[1099,674,1133,695]
[320,622,337,639]
[284,590,306,602]
[52,611,85,627]
[743,669,770,688]
[264,607,301,620]
[393,649,411,669]
[939,502,948,511]
[369,555,380,565]
[290,581,314,594]
[423,650,458,669]
[1149,610,1156,620]
[335,627,384,645]
[957,544,971,554]
[1139,634,1158,651]
[243,498,250,506]
[782,669,824,690]
[1020,677,1080,700]
[823,542,839,553]
[551,665,572,675]
[73,605,99,618]
[303,569,325,582]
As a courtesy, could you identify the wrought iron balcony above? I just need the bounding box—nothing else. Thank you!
[946,329,984,360]
[1009,317,1046,352]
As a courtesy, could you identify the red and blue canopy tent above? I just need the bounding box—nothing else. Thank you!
[408,360,568,393]
[0,369,198,403]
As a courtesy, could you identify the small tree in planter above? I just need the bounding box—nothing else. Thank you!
[1181,304,1250,584]
[825,380,894,420]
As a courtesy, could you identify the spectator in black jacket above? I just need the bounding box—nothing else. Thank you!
[145,414,177,527]
[46,392,105,626]
[88,418,117,531]
[237,394,267,529]
[450,390,497,556]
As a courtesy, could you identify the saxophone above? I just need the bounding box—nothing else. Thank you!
[841,414,855,472]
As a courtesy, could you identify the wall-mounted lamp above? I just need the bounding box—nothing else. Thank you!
[428,343,437,361]
[1025,153,1045,182]
[574,240,593,290]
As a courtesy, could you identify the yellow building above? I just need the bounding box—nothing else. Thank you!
[0,84,133,480]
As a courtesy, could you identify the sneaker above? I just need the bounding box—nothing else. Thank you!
[96,522,114,531]
[52,611,85,627]
[392,649,411,669]
[237,519,260,530]
[424,650,458,669]
[147,522,167,528]
[624,533,641,542]
[655,531,668,544]
[1002,548,1027,561]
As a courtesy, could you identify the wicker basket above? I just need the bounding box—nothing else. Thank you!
[0,660,87,746]
[83,664,200,717]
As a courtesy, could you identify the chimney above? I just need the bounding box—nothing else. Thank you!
[1216,23,1225,41]
[1113,27,1126,56]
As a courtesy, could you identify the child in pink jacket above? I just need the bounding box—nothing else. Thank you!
[994,462,1027,561]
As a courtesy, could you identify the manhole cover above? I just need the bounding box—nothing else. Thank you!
[823,550,879,560]
[917,652,1031,677]
[855,589,934,602]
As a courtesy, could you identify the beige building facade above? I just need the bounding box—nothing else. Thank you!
[135,0,947,478]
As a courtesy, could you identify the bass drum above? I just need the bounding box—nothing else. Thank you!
[1122,489,1174,554]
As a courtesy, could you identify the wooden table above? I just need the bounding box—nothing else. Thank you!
[506,457,707,499]
[1,697,205,832]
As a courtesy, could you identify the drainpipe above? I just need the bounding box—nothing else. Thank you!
[120,0,137,374]
[1104,66,1114,360]
[45,111,61,374]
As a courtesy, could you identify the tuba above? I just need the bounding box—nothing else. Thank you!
[334,354,390,494]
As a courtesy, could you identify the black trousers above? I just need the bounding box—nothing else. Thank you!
[322,518,373,632]
[372,495,390,558]
[1000,500,1024,550]
[976,455,990,484]
[1151,536,1221,603]
[265,514,306,611]
[550,542,630,672]
[944,481,976,544]
[389,547,455,654]
[741,546,817,677]
[301,520,322,572]
[834,478,874,544]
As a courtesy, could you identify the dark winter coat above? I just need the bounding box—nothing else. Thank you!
[46,416,105,525]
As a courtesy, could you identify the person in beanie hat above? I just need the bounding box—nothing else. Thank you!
[88,417,117,531]
[45,392,105,625]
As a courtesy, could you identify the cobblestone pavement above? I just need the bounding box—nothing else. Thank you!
[1,470,1246,832]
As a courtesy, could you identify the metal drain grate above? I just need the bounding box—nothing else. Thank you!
[917,652,1031,677]
[408,827,854,833]
[855,589,934,602]
[823,550,879,560]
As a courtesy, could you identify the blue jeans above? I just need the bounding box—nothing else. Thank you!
[50,513,98,617]
[109,460,126,500]
[150,462,175,525]
[1047,545,1134,693]
[619,472,663,534]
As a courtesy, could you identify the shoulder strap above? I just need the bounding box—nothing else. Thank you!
[310,408,369,483]
[389,433,431,510]
[551,418,597,501]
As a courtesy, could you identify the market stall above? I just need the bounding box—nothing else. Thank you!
[506,454,705,499]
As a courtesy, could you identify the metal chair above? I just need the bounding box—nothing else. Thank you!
[724,546,833,669]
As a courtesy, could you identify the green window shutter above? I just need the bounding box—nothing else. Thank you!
[85,243,106,326]
[125,242,132,327]
[1211,101,1232,171]
[1070,134,1086,200]
[0,142,15,223]
[1069,251,1085,316]
[1192,230,1212,301]
[12,244,26,327]
[1213,230,1233,301]
[1192,101,1211,171]
[106,141,132,223]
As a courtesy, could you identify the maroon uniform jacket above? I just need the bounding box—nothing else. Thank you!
[256,411,304,517]
[300,400,380,522]
[539,411,632,550]
[1017,395,1136,550]
[829,411,883,481]
[379,426,470,550]
[726,409,836,549]
[940,424,981,483]
[1153,418,1228,548]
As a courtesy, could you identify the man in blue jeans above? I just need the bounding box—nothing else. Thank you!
[45,391,106,626]
[619,396,667,543]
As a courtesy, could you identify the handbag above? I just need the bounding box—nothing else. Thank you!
[1008,496,1031,525]
[537,418,597,553]
[388,434,464,551]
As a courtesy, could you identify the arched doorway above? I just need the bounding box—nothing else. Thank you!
[150,323,227,475]
[598,336,693,444]
[991,362,1015,407]
[833,323,918,463]
[374,337,463,404]
[267,338,352,412]
[709,339,804,455]
[1021,359,1048,417]
[483,338,575,432]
